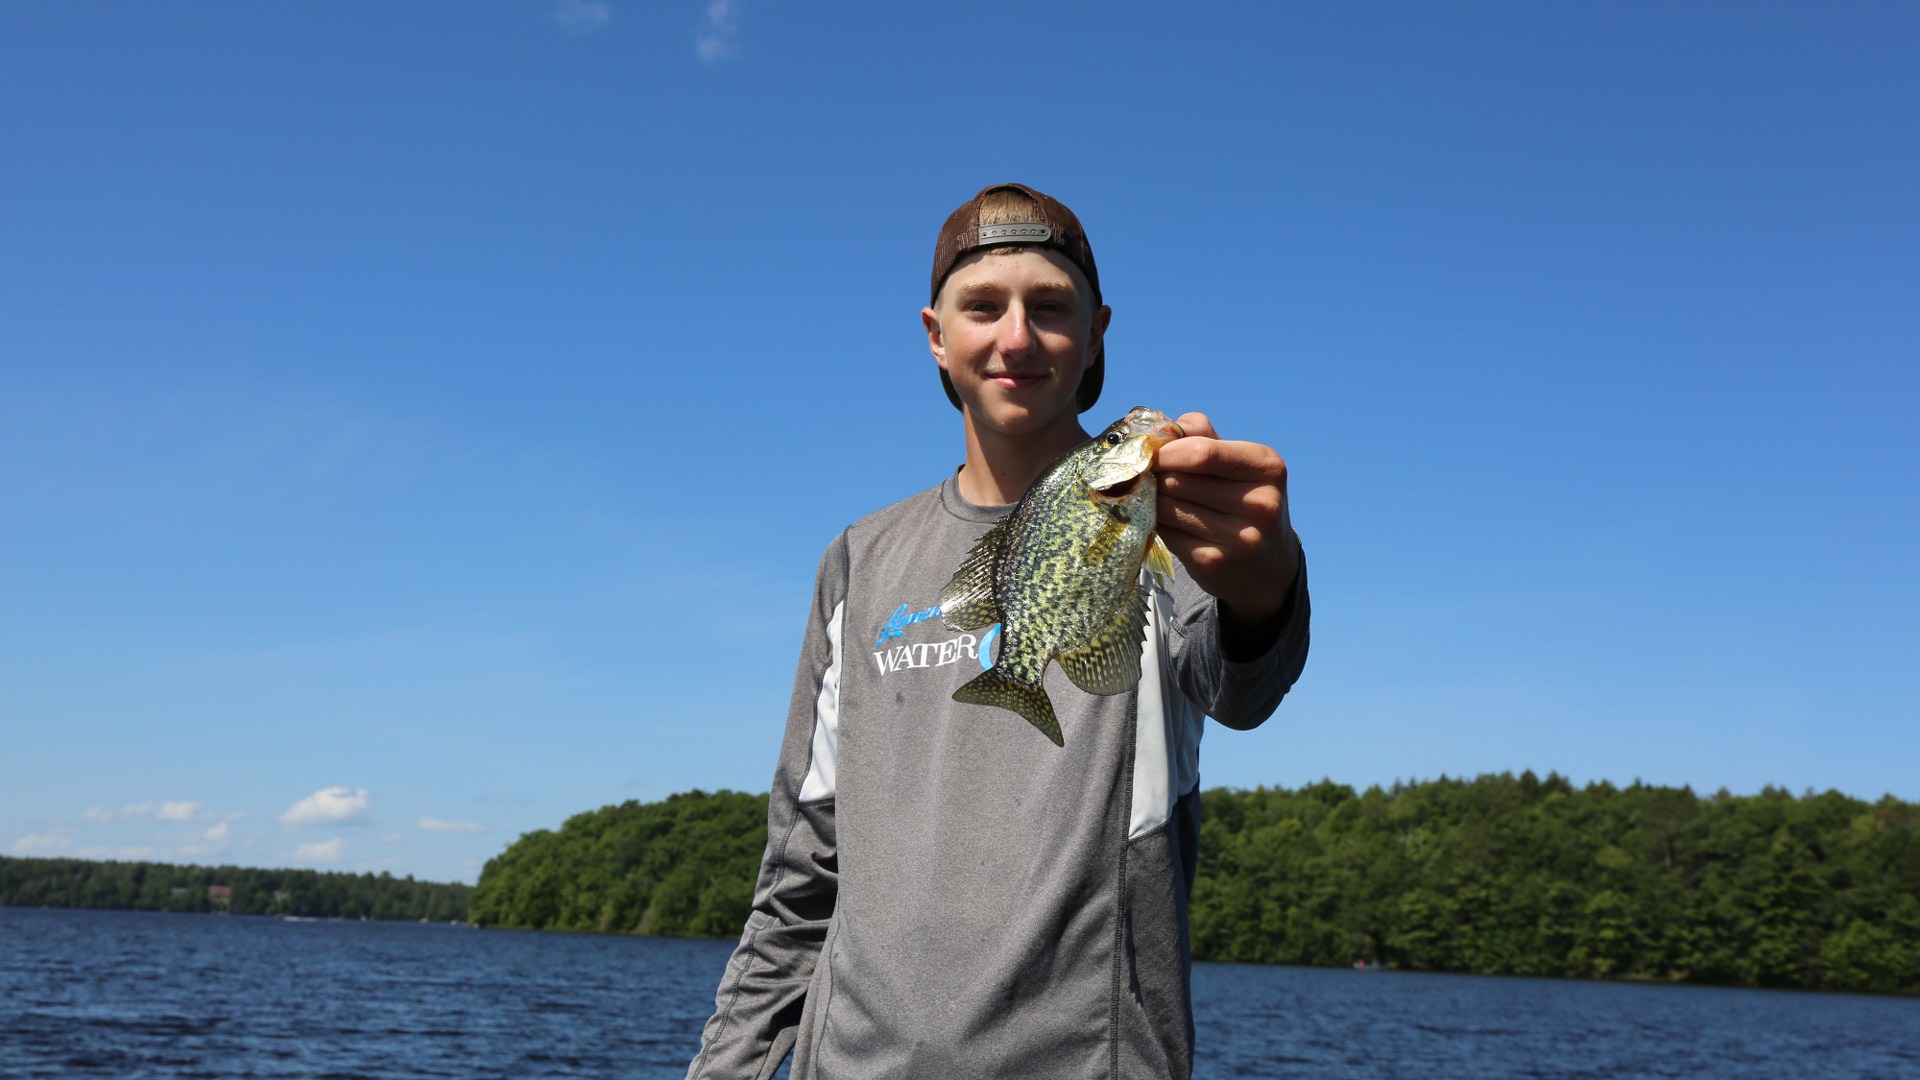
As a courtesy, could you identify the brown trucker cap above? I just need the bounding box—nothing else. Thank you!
[930,182,1105,413]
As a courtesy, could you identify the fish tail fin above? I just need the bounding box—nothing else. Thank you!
[953,668,1063,746]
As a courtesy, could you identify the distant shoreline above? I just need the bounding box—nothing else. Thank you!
[0,856,472,923]
[465,778,1920,997]
[14,772,1916,997]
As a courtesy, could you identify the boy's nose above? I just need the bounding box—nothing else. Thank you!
[998,304,1033,354]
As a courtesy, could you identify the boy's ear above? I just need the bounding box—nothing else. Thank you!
[1087,305,1111,370]
[922,306,947,368]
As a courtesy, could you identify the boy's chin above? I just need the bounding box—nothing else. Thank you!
[969,388,1078,430]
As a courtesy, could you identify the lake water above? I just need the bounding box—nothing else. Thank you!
[2,907,1915,1078]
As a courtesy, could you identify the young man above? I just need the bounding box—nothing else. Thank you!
[685,184,1310,1080]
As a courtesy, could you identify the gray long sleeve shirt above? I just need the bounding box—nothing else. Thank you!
[686,475,1310,1080]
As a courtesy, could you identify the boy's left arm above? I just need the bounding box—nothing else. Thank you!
[1155,412,1303,659]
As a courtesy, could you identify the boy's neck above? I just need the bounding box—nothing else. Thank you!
[954,415,1090,506]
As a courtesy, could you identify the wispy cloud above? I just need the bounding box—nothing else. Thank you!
[11,834,71,855]
[552,0,612,34]
[416,817,484,834]
[85,801,242,824]
[280,787,372,827]
[696,0,740,62]
[294,839,345,862]
[156,800,202,821]
[54,801,247,861]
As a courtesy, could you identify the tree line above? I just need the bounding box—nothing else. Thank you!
[0,857,472,922]
[469,789,764,938]
[469,775,1919,994]
[1191,772,1917,993]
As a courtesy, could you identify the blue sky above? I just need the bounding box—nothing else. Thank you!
[3,2,1915,884]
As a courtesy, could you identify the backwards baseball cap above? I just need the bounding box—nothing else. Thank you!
[929,182,1105,413]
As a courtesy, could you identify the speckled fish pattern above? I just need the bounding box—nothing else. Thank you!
[938,407,1183,745]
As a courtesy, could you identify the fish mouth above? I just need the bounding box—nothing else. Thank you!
[1085,408,1187,496]
[1146,422,1186,448]
[1121,407,1186,449]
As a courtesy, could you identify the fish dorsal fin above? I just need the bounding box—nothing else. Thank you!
[1146,532,1176,591]
[1056,583,1148,696]
[939,515,1011,633]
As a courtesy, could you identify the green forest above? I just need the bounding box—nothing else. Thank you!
[11,775,1915,994]
[470,775,1920,995]
[1189,774,1918,993]
[470,789,765,939]
[0,857,471,922]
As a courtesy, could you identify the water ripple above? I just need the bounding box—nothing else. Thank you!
[5,908,1918,1078]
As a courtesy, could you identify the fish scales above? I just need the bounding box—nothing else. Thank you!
[937,406,1184,746]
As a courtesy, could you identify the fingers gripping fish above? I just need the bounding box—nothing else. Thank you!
[937,407,1186,746]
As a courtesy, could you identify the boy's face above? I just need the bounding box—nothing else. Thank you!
[922,247,1111,441]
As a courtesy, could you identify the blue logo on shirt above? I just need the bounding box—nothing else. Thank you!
[870,601,1001,672]
[874,603,943,648]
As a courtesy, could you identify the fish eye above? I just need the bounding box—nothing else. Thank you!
[1103,432,1123,447]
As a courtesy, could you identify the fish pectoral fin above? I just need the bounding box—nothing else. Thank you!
[1147,533,1176,591]
[1056,585,1148,696]
[939,516,1011,633]
[953,668,1064,746]
[1081,511,1130,565]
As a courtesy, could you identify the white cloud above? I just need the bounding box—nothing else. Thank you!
[88,800,223,824]
[204,822,230,842]
[552,0,611,33]
[157,800,202,822]
[279,787,372,827]
[696,0,739,62]
[294,839,345,862]
[12,834,71,855]
[415,817,484,834]
[381,832,406,844]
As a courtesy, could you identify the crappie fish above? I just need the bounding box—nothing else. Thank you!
[938,406,1186,746]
